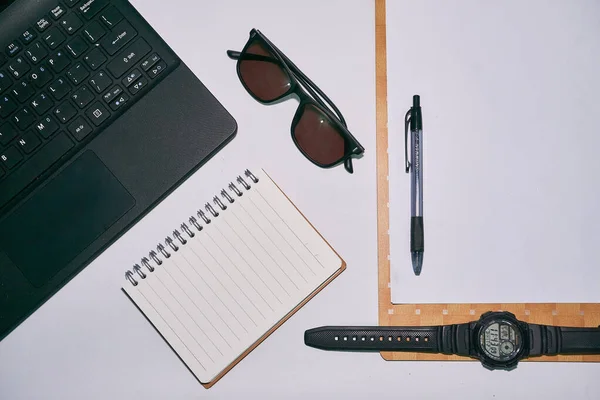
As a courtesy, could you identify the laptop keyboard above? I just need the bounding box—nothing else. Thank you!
[0,0,171,208]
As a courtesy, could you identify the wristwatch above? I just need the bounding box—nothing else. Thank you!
[304,311,600,370]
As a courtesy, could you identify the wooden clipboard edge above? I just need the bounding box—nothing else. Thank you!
[374,0,600,363]
[375,0,393,323]
[203,169,347,388]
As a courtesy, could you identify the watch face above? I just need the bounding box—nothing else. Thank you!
[479,319,523,362]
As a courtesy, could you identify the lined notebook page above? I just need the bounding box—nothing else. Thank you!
[122,169,343,384]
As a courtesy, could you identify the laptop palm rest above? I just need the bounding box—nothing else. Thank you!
[0,150,135,288]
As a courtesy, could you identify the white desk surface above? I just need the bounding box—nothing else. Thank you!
[0,1,598,399]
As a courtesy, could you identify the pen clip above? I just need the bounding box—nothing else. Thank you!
[404,108,412,173]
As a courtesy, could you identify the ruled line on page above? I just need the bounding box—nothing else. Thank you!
[237,199,310,284]
[172,254,242,341]
[228,205,302,290]
[187,240,260,328]
[213,220,285,305]
[249,189,321,275]
[220,213,291,298]
[254,187,328,272]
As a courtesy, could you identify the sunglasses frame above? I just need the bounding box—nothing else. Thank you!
[230,29,364,173]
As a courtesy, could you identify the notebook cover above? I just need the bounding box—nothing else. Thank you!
[123,171,346,388]
[374,0,600,363]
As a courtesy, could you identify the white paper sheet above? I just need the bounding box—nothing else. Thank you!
[388,0,600,304]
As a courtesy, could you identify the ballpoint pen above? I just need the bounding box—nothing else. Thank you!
[405,95,424,275]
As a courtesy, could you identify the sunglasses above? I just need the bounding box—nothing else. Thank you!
[227,29,364,174]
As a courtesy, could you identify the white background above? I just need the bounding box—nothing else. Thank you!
[388,0,600,303]
[0,1,599,399]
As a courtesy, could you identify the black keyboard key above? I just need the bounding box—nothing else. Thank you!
[89,71,111,93]
[122,69,141,87]
[24,42,48,65]
[141,53,160,71]
[65,0,78,7]
[48,77,71,100]
[109,92,128,111]
[13,107,35,129]
[0,167,4,179]
[0,95,18,118]
[85,102,109,126]
[31,92,53,115]
[54,100,77,123]
[36,17,51,32]
[43,27,65,49]
[100,6,123,28]
[6,42,21,57]
[0,132,73,208]
[129,76,147,95]
[79,0,109,20]
[50,4,66,20]
[71,85,94,108]
[83,47,106,70]
[21,30,37,44]
[68,116,93,140]
[66,36,88,58]
[148,60,166,79]
[60,13,83,35]
[11,81,35,103]
[35,115,60,138]
[107,39,150,78]
[100,21,137,55]
[66,63,89,85]
[0,71,11,94]
[47,50,70,73]
[83,21,106,43]
[0,122,18,145]
[8,57,30,79]
[16,131,41,154]
[0,146,23,169]
[103,86,122,103]
[29,64,53,88]
[0,53,6,67]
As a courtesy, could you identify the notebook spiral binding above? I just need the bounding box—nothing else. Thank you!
[124,169,259,287]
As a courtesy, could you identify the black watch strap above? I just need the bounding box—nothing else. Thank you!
[304,324,472,357]
[528,324,600,356]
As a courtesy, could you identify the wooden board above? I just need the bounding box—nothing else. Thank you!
[374,0,600,363]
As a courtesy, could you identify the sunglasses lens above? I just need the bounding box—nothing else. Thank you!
[239,39,292,102]
[293,104,346,167]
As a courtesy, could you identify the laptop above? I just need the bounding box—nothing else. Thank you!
[0,0,237,341]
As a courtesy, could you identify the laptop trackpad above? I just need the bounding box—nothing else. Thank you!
[0,151,135,288]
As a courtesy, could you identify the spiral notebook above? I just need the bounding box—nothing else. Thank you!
[121,168,345,388]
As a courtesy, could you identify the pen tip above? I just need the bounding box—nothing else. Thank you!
[412,252,423,276]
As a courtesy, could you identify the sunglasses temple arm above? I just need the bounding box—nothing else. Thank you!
[229,49,349,129]
[227,50,285,66]
[275,51,348,128]
[257,35,347,125]
[230,50,361,152]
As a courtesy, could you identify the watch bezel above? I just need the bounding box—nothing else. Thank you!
[474,312,530,371]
